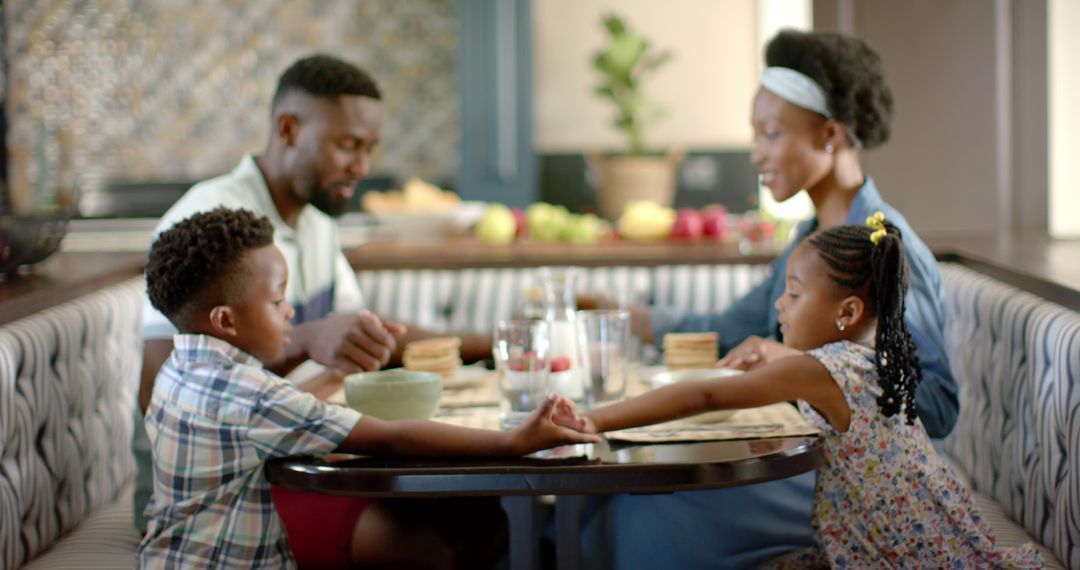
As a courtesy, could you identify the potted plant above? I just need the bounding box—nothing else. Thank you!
[589,13,682,220]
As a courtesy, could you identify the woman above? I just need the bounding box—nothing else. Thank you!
[583,29,959,569]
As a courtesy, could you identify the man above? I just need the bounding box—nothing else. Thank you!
[133,56,496,567]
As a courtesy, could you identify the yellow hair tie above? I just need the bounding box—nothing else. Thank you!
[866,211,887,245]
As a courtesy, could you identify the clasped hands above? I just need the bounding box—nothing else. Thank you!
[297,310,407,375]
[716,335,802,370]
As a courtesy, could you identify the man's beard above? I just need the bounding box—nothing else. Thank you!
[308,185,350,218]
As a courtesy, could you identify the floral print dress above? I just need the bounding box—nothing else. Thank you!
[769,341,1043,569]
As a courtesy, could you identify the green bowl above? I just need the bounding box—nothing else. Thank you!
[343,369,443,420]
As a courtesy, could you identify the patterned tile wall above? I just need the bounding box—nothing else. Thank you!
[3,0,459,213]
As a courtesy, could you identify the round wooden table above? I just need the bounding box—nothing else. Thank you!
[267,436,823,570]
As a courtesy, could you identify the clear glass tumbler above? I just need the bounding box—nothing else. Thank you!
[493,319,552,430]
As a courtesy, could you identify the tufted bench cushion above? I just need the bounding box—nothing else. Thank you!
[357,264,770,333]
[0,277,144,569]
[940,263,1078,568]
[21,480,140,569]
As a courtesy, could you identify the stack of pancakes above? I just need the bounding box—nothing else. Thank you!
[662,332,719,370]
[403,336,462,380]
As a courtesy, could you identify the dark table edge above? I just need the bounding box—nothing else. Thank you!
[265,438,824,498]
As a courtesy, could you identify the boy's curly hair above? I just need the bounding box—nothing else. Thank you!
[145,207,275,330]
[766,29,894,149]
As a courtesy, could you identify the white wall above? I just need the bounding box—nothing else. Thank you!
[532,0,758,153]
[1049,0,1080,237]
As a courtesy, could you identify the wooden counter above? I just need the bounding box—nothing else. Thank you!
[345,238,777,270]
[3,232,1074,328]
[347,233,1080,310]
[0,251,146,325]
[925,233,1080,310]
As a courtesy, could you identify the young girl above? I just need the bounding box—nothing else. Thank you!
[561,214,1043,568]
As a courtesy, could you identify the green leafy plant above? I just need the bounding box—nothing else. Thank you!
[592,14,674,155]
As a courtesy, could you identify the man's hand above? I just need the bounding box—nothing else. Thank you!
[716,336,802,371]
[299,310,408,374]
[510,394,601,455]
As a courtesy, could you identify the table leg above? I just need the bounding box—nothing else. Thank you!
[555,494,587,570]
[500,495,541,570]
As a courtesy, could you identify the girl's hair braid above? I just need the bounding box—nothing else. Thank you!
[807,221,922,424]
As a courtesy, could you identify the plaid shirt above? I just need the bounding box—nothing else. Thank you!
[137,334,361,569]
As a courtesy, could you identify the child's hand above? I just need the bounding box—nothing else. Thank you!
[550,394,597,434]
[510,394,602,455]
[717,336,802,370]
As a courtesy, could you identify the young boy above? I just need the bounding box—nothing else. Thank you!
[137,207,596,569]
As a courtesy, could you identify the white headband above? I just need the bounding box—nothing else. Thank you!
[759,66,831,118]
[759,66,862,148]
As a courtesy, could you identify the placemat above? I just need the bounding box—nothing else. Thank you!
[604,402,820,443]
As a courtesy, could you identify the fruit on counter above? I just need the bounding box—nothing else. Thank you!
[671,208,705,240]
[361,178,461,213]
[511,208,528,238]
[560,213,602,244]
[701,204,729,241]
[526,202,571,242]
[616,200,676,242]
[474,204,517,245]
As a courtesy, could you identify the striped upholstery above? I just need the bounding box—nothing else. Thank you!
[940,263,1078,568]
[357,264,771,332]
[0,277,143,569]
[21,481,140,570]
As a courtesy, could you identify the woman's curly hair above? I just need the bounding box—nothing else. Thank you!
[766,29,894,149]
[145,207,274,329]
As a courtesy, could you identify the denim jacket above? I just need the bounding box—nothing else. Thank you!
[651,178,959,438]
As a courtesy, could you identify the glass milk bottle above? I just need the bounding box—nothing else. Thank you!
[536,266,591,404]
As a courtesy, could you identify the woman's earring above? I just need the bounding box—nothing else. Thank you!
[836,320,846,332]
[825,143,834,155]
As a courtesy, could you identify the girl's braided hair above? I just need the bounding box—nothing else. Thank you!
[807,221,922,424]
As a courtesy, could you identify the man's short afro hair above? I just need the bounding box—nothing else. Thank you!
[272,53,381,108]
[766,29,894,149]
[146,207,275,325]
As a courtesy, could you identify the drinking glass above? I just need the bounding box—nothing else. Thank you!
[578,309,631,407]
[493,319,552,430]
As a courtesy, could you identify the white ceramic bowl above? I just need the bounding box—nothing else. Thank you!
[649,367,743,423]
[344,369,443,420]
[371,201,486,241]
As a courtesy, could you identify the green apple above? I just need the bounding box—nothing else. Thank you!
[561,213,601,244]
[474,204,517,245]
[527,202,570,242]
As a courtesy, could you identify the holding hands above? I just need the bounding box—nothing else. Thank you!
[717,335,803,371]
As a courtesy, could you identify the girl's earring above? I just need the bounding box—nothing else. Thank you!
[836,320,846,332]
[825,143,834,155]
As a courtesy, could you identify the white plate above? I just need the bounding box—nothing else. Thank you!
[647,367,744,423]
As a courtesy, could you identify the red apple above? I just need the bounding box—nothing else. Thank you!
[701,205,729,241]
[550,356,572,373]
[511,208,528,238]
[510,350,540,371]
[670,209,704,240]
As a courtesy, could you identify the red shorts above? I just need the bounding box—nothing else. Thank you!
[272,484,371,569]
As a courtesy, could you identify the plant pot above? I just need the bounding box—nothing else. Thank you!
[587,150,684,220]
